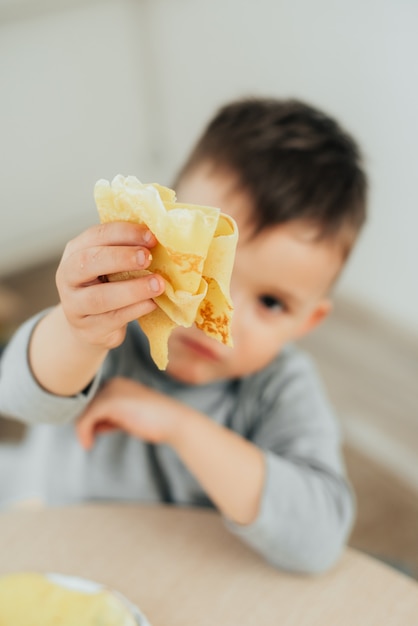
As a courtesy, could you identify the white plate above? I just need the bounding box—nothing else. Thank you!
[46,573,152,626]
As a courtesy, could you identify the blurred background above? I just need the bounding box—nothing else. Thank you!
[0,0,417,575]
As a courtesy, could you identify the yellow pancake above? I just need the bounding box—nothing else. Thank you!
[94,175,238,369]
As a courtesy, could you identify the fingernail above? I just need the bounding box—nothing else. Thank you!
[137,250,146,266]
[149,276,162,292]
[143,230,153,243]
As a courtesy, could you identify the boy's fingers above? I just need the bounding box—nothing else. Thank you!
[94,421,119,435]
[71,274,164,317]
[65,245,154,286]
[75,419,94,450]
[64,222,157,258]
[67,297,158,348]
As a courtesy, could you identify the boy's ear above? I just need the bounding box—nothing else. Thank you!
[294,298,333,339]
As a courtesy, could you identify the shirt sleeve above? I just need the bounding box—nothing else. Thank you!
[0,311,102,425]
[224,347,355,574]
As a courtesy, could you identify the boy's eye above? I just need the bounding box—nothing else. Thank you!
[259,295,285,312]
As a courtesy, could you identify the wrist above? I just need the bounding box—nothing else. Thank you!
[57,305,108,359]
[164,400,197,449]
[29,305,108,396]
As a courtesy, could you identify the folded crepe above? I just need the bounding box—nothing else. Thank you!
[94,175,238,369]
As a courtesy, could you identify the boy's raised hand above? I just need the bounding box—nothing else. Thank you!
[29,222,165,397]
[56,221,165,351]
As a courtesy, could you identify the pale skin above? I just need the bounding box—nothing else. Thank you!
[29,163,341,526]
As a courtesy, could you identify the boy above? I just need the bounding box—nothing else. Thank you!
[0,98,367,574]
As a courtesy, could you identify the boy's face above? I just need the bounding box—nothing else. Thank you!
[165,165,340,385]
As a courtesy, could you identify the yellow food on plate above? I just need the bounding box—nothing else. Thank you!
[0,572,139,625]
[94,175,238,369]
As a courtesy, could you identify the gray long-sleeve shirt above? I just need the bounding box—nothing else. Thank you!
[0,311,354,573]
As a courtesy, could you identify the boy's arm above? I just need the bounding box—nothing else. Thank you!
[0,311,102,424]
[76,377,264,526]
[172,403,353,574]
[225,351,355,574]
[28,222,164,396]
[77,351,353,575]
[29,304,108,396]
[170,406,265,526]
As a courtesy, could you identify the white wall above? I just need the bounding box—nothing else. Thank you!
[0,0,151,271]
[1,0,417,334]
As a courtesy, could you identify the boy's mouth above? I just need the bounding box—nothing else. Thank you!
[178,336,222,361]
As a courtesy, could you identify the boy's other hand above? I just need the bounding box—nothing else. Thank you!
[76,377,180,449]
[56,222,165,351]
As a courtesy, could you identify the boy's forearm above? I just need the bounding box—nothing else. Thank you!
[168,408,265,526]
[29,305,108,396]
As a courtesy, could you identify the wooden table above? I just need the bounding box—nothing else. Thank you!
[0,504,417,625]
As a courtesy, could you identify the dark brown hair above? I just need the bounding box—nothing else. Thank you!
[176,97,367,259]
